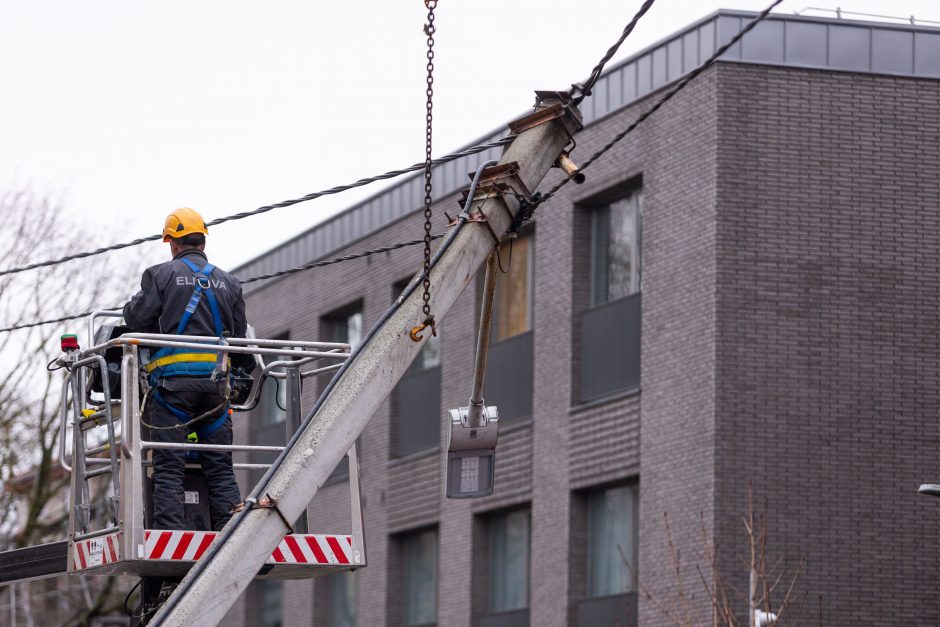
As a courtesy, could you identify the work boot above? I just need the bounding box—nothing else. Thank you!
[137,601,157,626]
[133,577,161,626]
[157,581,178,604]
[137,580,177,625]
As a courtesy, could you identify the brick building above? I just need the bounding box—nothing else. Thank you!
[222,10,940,626]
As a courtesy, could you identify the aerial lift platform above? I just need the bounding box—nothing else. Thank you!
[2,311,365,587]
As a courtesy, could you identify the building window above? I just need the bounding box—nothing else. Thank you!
[397,279,441,372]
[252,580,283,627]
[587,484,638,597]
[320,571,357,627]
[260,333,290,427]
[401,528,438,626]
[485,234,534,425]
[324,303,364,351]
[322,302,364,481]
[494,234,533,341]
[580,189,642,403]
[392,281,442,458]
[261,367,287,425]
[486,508,530,616]
[590,191,641,306]
[573,483,639,627]
[250,333,291,475]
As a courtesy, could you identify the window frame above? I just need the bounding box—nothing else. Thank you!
[570,481,640,627]
[574,180,644,405]
[480,229,536,426]
[398,527,439,627]
[585,483,639,598]
[316,570,357,627]
[589,188,642,308]
[259,332,291,427]
[492,231,535,343]
[322,301,364,352]
[249,579,284,627]
[390,280,443,460]
[393,278,441,374]
[485,506,531,615]
[321,300,365,482]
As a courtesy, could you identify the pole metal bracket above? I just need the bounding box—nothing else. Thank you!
[508,102,576,134]
[250,493,294,535]
[452,162,534,244]
[508,93,583,136]
[457,162,531,205]
[446,210,501,247]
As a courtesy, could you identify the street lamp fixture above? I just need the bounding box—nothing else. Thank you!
[918,484,940,497]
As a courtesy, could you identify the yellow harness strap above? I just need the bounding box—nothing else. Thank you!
[144,352,218,374]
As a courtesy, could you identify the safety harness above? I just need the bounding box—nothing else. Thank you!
[145,257,229,438]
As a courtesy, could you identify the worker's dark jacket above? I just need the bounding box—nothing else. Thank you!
[124,249,250,388]
[124,249,246,339]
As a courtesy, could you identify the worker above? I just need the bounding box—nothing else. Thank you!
[123,207,247,533]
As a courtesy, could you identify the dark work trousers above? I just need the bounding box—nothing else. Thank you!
[146,387,242,531]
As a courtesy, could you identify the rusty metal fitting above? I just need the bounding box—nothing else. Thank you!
[410,315,438,342]
[251,493,294,534]
[556,152,585,184]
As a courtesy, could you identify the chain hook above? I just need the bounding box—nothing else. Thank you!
[415,0,438,342]
[409,315,437,342]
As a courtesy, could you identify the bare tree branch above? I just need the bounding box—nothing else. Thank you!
[0,187,155,623]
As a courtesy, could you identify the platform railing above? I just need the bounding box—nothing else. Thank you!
[57,316,364,576]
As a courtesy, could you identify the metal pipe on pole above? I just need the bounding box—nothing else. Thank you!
[467,251,498,428]
[153,99,581,626]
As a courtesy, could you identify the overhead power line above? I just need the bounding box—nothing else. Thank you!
[0,0,660,284]
[537,0,785,207]
[570,0,657,104]
[0,1,782,335]
[240,234,444,285]
[0,0,659,281]
[0,138,513,280]
[0,234,443,334]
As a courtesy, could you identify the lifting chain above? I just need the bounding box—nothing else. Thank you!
[412,0,439,343]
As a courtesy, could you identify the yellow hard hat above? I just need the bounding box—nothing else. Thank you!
[163,207,208,242]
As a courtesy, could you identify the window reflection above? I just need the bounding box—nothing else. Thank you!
[494,234,533,341]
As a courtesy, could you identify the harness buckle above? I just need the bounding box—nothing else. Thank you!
[196,275,211,289]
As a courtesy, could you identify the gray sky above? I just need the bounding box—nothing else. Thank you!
[1,0,937,272]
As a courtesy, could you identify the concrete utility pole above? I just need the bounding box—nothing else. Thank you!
[153,96,582,626]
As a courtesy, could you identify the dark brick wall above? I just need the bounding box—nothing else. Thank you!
[387,454,441,532]
[569,395,641,490]
[229,60,939,627]
[630,67,720,625]
[714,63,940,626]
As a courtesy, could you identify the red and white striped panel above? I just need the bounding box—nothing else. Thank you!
[270,534,354,565]
[144,530,355,565]
[144,530,217,562]
[73,532,121,571]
